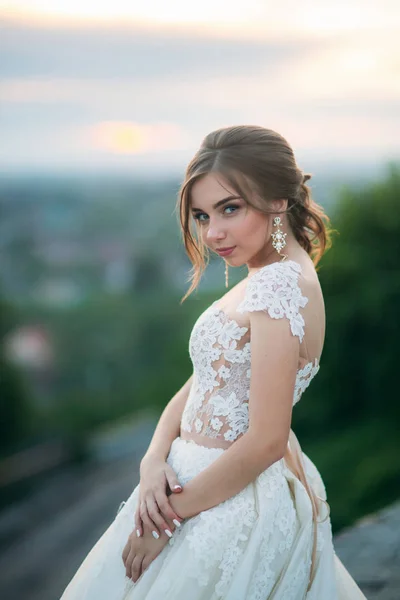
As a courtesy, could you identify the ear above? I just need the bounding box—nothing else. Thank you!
[270,198,288,214]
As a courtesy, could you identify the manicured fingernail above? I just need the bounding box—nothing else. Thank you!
[164,529,173,538]
[173,485,182,490]
[136,529,141,537]
[152,530,159,539]
[173,519,181,527]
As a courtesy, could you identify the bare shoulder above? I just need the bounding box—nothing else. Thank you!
[295,255,324,304]
[293,255,326,348]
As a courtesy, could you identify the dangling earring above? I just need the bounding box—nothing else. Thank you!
[271,216,288,261]
[225,261,229,288]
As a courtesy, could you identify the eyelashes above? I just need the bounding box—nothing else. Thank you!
[193,204,239,223]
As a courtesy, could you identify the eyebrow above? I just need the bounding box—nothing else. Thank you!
[191,195,242,213]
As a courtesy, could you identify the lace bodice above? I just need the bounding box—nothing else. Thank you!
[180,260,320,447]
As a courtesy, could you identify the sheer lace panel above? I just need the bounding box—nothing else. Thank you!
[180,260,320,446]
[181,306,252,443]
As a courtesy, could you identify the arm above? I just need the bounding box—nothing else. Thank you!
[134,373,194,539]
[142,373,193,463]
[169,310,300,519]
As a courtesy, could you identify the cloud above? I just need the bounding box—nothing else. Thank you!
[0,20,399,172]
[0,22,322,81]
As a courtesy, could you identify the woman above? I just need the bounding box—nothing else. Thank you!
[60,126,367,599]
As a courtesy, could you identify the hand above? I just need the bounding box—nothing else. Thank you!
[135,454,184,539]
[122,526,169,583]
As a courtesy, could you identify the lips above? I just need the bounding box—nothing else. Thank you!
[216,246,236,256]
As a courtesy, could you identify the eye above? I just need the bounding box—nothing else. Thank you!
[193,204,239,223]
[224,204,239,215]
[193,213,207,223]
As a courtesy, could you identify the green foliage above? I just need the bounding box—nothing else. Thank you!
[0,354,35,457]
[0,298,35,458]
[292,161,400,529]
[16,290,194,442]
[2,163,399,532]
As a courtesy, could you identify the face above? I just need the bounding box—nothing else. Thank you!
[190,172,274,268]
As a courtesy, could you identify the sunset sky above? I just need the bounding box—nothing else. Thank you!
[1,1,399,175]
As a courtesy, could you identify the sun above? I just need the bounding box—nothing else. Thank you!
[90,121,187,154]
[91,122,146,154]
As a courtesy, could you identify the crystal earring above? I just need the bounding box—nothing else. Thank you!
[225,261,229,288]
[271,216,288,261]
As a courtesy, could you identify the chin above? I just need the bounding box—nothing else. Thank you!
[226,256,244,267]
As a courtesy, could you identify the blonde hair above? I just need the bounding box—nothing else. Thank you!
[176,125,333,302]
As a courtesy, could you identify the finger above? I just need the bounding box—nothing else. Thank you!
[122,532,136,567]
[131,555,144,583]
[164,466,183,493]
[122,540,130,567]
[140,499,160,539]
[134,505,143,538]
[141,557,151,572]
[143,546,163,573]
[155,491,184,527]
[141,553,158,575]
[146,495,174,539]
[125,550,135,579]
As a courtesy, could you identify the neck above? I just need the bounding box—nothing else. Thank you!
[246,234,303,277]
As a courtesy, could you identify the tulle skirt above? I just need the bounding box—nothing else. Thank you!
[60,436,366,600]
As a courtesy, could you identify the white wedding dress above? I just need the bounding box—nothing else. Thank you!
[60,260,367,600]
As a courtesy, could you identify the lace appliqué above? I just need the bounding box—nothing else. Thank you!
[80,437,335,599]
[181,308,251,443]
[236,260,308,342]
[294,358,320,406]
[165,439,297,598]
[181,260,320,446]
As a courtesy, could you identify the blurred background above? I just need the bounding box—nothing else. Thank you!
[0,2,399,599]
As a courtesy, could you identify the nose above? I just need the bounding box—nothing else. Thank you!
[206,224,226,245]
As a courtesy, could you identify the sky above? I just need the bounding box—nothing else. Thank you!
[0,1,399,176]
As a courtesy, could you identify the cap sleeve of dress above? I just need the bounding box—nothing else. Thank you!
[236,260,309,342]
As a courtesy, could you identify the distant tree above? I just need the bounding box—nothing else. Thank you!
[290,162,400,528]
[294,161,400,433]
[322,162,400,423]
[0,298,34,457]
[131,252,166,295]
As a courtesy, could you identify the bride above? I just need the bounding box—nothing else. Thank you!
[60,125,367,599]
